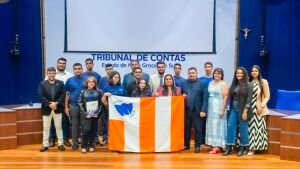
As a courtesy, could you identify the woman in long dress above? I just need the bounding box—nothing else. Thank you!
[205,68,228,154]
[248,65,270,155]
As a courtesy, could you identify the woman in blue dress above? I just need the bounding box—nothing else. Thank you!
[205,68,229,154]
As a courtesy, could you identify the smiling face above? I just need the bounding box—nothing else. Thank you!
[236,69,244,81]
[157,63,166,75]
[213,71,222,81]
[134,68,142,79]
[112,74,120,85]
[130,61,139,71]
[73,65,83,76]
[87,77,96,89]
[188,69,198,81]
[138,79,147,90]
[251,67,260,79]
[57,60,66,72]
[47,70,56,81]
[164,75,174,87]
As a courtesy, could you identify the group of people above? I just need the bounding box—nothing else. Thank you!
[38,58,270,156]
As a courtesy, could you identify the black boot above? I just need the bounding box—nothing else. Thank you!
[223,145,232,156]
[237,146,245,157]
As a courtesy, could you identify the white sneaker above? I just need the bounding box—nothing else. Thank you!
[247,150,254,156]
[81,148,87,153]
[89,147,95,152]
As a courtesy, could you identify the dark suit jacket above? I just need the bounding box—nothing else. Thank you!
[122,72,150,90]
[38,80,65,116]
[182,79,208,114]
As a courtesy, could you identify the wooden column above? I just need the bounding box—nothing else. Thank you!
[0,108,17,150]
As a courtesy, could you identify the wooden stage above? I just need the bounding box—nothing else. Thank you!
[1,105,300,168]
[0,144,299,169]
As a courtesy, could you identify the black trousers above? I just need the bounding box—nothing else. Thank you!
[80,115,98,149]
[184,111,205,148]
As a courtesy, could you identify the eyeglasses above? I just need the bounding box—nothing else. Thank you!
[134,71,142,73]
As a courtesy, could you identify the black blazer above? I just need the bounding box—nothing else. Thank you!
[38,80,65,116]
[229,82,253,120]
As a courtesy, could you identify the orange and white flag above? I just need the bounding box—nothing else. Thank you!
[108,95,184,152]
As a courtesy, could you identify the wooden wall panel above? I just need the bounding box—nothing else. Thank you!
[280,117,300,162]
[0,110,17,150]
[0,112,16,124]
[0,138,17,150]
[15,108,42,145]
[0,125,17,137]
[280,147,300,162]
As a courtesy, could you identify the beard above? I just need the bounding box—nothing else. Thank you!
[57,67,65,71]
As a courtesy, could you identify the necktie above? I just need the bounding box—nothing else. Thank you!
[159,75,163,86]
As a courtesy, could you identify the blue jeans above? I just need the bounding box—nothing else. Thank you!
[226,108,249,146]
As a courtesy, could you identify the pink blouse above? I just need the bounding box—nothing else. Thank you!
[156,86,181,96]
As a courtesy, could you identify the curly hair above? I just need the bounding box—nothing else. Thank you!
[229,67,249,95]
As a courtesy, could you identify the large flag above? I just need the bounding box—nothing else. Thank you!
[108,95,184,152]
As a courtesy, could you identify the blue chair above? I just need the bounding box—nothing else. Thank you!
[276,90,300,111]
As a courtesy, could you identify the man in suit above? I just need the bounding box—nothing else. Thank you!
[149,61,166,93]
[47,57,72,147]
[122,60,150,90]
[182,67,208,153]
[38,67,66,152]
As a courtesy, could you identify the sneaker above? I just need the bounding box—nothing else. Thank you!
[81,148,87,153]
[247,150,255,156]
[89,147,95,152]
[72,143,79,150]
